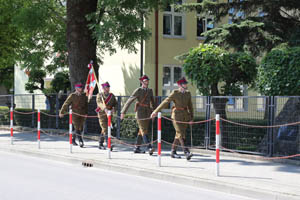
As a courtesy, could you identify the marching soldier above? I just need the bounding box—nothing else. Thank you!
[96,82,117,150]
[59,83,88,148]
[151,77,193,160]
[120,75,155,155]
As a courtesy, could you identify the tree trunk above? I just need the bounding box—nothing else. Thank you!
[211,83,227,119]
[66,0,99,90]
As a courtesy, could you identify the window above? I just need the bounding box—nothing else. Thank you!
[228,0,245,24]
[227,85,248,112]
[163,0,184,37]
[196,0,214,38]
[162,65,184,111]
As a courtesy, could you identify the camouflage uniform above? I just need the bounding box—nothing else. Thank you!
[121,87,155,153]
[96,92,117,149]
[60,92,88,146]
[153,89,194,159]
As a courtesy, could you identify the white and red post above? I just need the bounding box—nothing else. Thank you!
[107,110,112,159]
[10,107,13,145]
[157,112,162,167]
[69,108,73,153]
[37,109,41,149]
[216,114,220,176]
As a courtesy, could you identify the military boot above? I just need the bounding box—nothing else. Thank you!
[72,133,78,146]
[78,131,84,148]
[134,135,145,153]
[142,135,154,156]
[171,150,181,158]
[99,134,105,150]
[184,148,193,161]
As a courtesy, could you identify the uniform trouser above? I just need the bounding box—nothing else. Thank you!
[72,115,86,131]
[172,119,189,152]
[99,115,108,135]
[137,119,150,136]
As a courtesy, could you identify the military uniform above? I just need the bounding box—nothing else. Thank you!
[60,91,88,147]
[96,91,117,149]
[153,78,194,160]
[121,75,155,154]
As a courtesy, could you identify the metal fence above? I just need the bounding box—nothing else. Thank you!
[0,94,299,160]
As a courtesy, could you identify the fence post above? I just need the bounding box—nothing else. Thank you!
[116,96,121,139]
[267,96,275,157]
[205,96,211,149]
[37,109,41,149]
[216,114,220,176]
[10,107,13,145]
[69,108,73,153]
[55,94,59,129]
[32,94,35,128]
[157,112,161,167]
[107,110,112,159]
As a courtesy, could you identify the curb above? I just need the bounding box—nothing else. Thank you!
[0,146,299,200]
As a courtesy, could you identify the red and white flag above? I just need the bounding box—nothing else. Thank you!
[85,62,97,100]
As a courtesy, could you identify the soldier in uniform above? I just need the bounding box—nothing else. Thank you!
[96,82,117,150]
[120,75,155,155]
[59,83,88,148]
[151,77,193,160]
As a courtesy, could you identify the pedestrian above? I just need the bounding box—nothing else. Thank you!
[59,83,88,148]
[120,75,155,155]
[96,82,117,150]
[151,77,193,160]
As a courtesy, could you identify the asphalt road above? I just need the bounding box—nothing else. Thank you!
[0,151,256,200]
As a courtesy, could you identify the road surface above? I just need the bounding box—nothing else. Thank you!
[0,151,256,200]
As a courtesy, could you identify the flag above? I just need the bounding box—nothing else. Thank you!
[85,62,97,101]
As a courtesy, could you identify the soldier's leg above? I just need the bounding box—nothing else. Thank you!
[99,118,108,150]
[171,138,181,158]
[77,117,85,148]
[134,129,145,153]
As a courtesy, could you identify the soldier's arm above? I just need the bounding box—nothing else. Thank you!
[152,91,176,113]
[188,93,194,119]
[150,89,156,110]
[112,94,118,108]
[121,88,139,114]
[59,94,73,115]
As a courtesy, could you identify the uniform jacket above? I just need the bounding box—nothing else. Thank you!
[59,92,88,116]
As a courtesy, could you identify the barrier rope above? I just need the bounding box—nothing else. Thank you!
[220,145,300,160]
[220,117,300,128]
[14,110,37,115]
[162,116,215,124]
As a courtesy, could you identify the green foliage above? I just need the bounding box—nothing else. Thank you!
[257,47,300,96]
[181,0,300,56]
[50,71,71,93]
[176,44,257,96]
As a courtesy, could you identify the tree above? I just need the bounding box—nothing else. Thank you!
[257,47,300,96]
[66,0,173,89]
[176,43,257,118]
[181,0,300,56]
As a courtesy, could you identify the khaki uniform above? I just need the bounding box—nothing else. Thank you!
[96,92,117,135]
[153,89,193,139]
[60,92,88,131]
[121,87,155,136]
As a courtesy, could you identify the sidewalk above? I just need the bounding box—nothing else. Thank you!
[0,129,299,200]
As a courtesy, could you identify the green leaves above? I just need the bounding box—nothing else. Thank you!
[176,44,257,96]
[257,47,300,96]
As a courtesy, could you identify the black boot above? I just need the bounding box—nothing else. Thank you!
[99,134,105,150]
[142,135,154,155]
[134,135,145,153]
[78,131,84,148]
[72,133,78,146]
[171,150,181,158]
[184,148,193,161]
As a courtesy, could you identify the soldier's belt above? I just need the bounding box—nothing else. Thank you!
[172,106,188,111]
[138,103,150,107]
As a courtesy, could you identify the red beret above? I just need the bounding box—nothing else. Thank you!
[101,82,110,88]
[177,77,188,85]
[139,75,149,81]
[75,83,83,88]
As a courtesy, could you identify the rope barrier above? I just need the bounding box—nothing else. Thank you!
[221,117,300,128]
[162,116,215,124]
[14,110,37,115]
